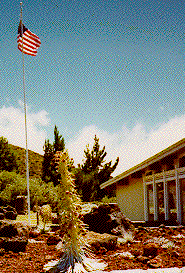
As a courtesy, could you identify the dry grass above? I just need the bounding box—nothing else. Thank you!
[15,211,53,228]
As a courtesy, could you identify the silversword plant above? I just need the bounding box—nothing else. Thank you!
[43,151,106,273]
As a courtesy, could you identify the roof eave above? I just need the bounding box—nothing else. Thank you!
[100,138,185,189]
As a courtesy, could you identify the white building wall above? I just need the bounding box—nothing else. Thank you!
[116,177,144,221]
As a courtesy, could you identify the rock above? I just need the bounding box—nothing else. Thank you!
[0,206,17,220]
[110,210,135,232]
[82,203,135,236]
[0,248,5,256]
[29,229,41,238]
[32,205,41,213]
[0,220,29,253]
[0,213,5,220]
[83,231,118,253]
[111,251,135,259]
[82,204,111,234]
[40,204,52,224]
[45,255,55,260]
[137,255,149,263]
[3,205,17,213]
[15,196,27,214]
[52,214,58,224]
[0,208,4,214]
[171,250,180,258]
[131,248,142,257]
[148,255,163,268]
[137,226,147,231]
[0,238,5,248]
[143,243,159,258]
[50,224,60,232]
[0,220,30,238]
[5,211,17,220]
[55,241,65,255]
[0,220,19,237]
[28,239,45,244]
[13,221,31,238]
[2,237,28,252]
[47,234,61,246]
[117,233,134,244]
[158,224,166,230]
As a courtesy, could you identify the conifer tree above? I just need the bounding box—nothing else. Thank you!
[42,126,65,186]
[42,139,54,183]
[53,125,65,153]
[75,135,119,201]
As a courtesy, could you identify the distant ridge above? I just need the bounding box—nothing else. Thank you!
[9,144,43,178]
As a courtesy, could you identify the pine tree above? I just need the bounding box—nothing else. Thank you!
[75,135,119,202]
[42,126,65,186]
[53,125,65,153]
[42,139,54,183]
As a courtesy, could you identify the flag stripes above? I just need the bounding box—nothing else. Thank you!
[17,21,41,56]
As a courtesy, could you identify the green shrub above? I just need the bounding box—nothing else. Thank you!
[0,171,58,209]
[0,171,26,205]
[29,178,58,210]
[101,195,117,203]
[0,137,18,172]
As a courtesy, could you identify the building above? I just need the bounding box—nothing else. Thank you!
[100,138,185,225]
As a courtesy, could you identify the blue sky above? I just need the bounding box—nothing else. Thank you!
[1,0,185,176]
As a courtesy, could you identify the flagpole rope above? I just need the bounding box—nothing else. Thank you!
[20,1,31,225]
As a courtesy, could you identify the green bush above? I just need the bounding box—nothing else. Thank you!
[0,137,18,172]
[0,171,58,210]
[29,178,58,210]
[0,171,26,206]
[101,195,117,204]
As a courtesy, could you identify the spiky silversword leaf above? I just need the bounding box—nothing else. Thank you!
[43,151,106,273]
[43,253,106,273]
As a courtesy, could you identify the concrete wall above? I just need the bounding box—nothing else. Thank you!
[116,177,144,221]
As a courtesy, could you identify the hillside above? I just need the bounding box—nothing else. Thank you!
[9,144,43,178]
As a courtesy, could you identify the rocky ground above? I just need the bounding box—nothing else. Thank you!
[0,225,184,273]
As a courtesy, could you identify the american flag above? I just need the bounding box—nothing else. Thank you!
[17,21,41,56]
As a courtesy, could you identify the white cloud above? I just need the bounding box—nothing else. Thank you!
[1,104,185,179]
[67,115,185,177]
[0,105,50,155]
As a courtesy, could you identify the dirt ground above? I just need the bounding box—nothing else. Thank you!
[0,225,184,273]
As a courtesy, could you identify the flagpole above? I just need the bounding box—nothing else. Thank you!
[20,2,31,225]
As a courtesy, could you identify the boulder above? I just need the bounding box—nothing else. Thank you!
[0,248,5,256]
[0,220,29,253]
[0,206,17,220]
[4,205,17,213]
[29,228,41,238]
[1,237,28,252]
[52,214,59,224]
[137,255,150,264]
[0,213,5,220]
[143,243,159,258]
[83,231,118,253]
[148,255,163,268]
[15,196,27,214]
[0,220,30,238]
[56,231,118,255]
[0,208,5,213]
[82,203,135,236]
[13,221,30,238]
[5,211,17,220]
[0,220,19,237]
